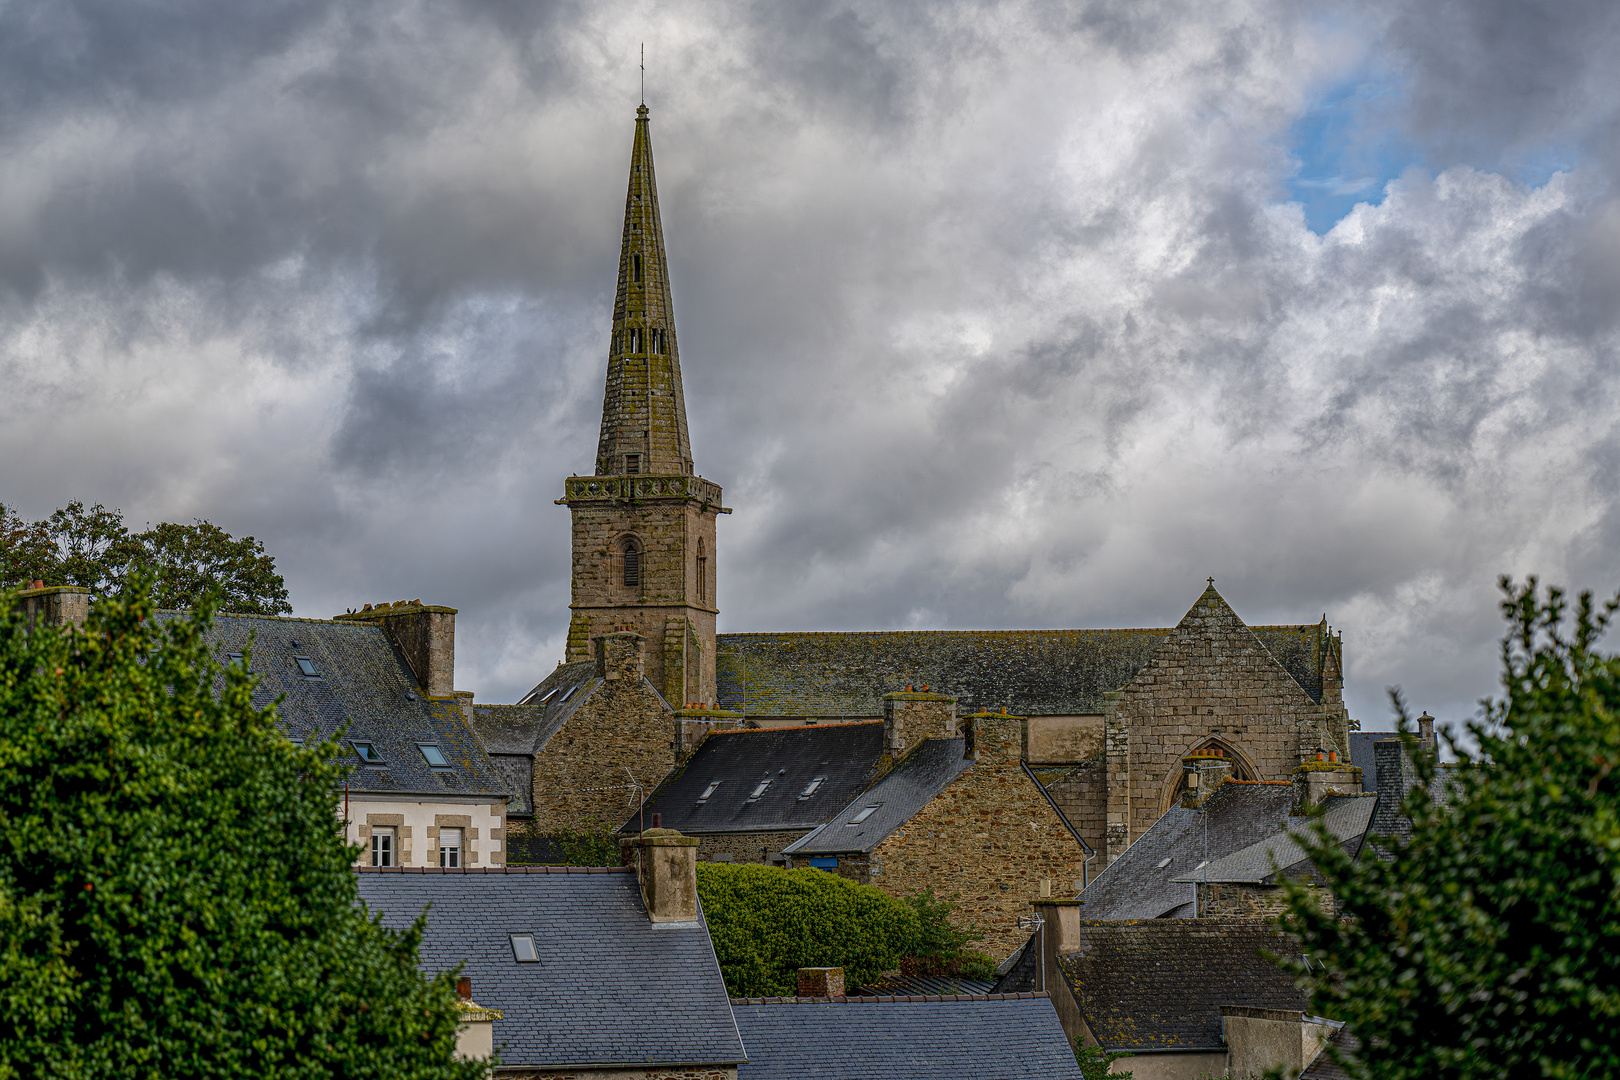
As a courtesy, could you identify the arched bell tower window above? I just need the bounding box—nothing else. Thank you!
[696,538,708,605]
[623,539,642,588]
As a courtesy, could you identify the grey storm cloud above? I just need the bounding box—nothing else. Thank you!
[1,0,1618,730]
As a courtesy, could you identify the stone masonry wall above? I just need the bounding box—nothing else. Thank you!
[1107,586,1341,855]
[1039,757,1107,869]
[870,717,1090,958]
[692,829,810,863]
[1196,880,1336,919]
[507,1068,736,1080]
[527,634,676,836]
[568,498,719,705]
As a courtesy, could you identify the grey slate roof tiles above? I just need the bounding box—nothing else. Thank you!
[730,994,1081,1080]
[1076,781,1297,919]
[715,623,1333,719]
[1173,795,1376,885]
[182,612,507,801]
[356,868,746,1069]
[477,660,603,755]
[1058,919,1305,1051]
[784,737,973,854]
[624,722,887,836]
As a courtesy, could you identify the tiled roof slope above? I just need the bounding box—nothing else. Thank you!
[180,612,506,800]
[623,723,887,835]
[479,660,604,755]
[357,869,745,1068]
[730,996,1081,1079]
[784,738,973,854]
[1058,919,1304,1051]
[1173,795,1376,885]
[1301,1026,1360,1079]
[716,623,1332,718]
[855,974,996,996]
[1077,782,1296,919]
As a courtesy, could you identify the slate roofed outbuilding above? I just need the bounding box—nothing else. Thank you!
[729,995,1080,1080]
[479,660,603,755]
[183,612,507,801]
[783,737,973,855]
[357,868,746,1070]
[621,722,886,836]
[1076,781,1296,919]
[1172,794,1377,885]
[1057,919,1305,1051]
[715,623,1336,719]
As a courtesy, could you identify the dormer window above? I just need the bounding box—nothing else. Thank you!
[799,777,825,800]
[847,804,881,825]
[295,657,318,677]
[697,781,722,803]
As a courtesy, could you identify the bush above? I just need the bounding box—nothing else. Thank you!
[696,863,920,996]
[0,584,483,1079]
[899,888,994,979]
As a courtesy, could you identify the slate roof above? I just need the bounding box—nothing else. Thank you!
[622,723,887,836]
[356,868,746,1069]
[1076,781,1297,919]
[1301,1025,1360,1080]
[783,737,973,855]
[1057,919,1305,1051]
[715,623,1333,718]
[729,995,1081,1080]
[856,974,997,996]
[179,612,507,800]
[991,934,1041,994]
[474,660,603,755]
[1173,795,1376,885]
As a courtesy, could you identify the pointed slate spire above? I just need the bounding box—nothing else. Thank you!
[595,104,693,477]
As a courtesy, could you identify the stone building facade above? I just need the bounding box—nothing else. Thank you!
[560,104,726,711]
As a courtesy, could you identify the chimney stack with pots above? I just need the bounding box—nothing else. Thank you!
[335,601,457,697]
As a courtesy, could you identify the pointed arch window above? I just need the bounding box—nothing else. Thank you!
[696,538,708,606]
[623,539,642,588]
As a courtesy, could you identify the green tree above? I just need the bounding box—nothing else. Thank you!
[898,889,995,980]
[1074,1043,1133,1080]
[696,863,921,996]
[0,501,291,615]
[1277,578,1620,1080]
[0,582,484,1079]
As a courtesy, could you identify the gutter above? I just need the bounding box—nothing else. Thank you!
[1022,760,1097,891]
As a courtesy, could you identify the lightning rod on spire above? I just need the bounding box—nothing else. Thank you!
[640,43,645,106]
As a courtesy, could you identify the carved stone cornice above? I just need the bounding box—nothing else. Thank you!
[559,474,728,512]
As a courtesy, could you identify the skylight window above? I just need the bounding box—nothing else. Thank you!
[799,777,825,800]
[227,652,245,667]
[697,781,722,802]
[295,657,318,677]
[746,780,772,802]
[418,744,450,768]
[352,741,385,765]
[847,804,881,825]
[1156,857,1173,869]
[510,934,539,963]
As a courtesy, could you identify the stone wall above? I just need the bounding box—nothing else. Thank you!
[868,716,1090,958]
[526,633,677,835]
[1038,757,1108,869]
[1196,880,1336,919]
[1106,586,1349,856]
[690,829,810,863]
[506,1068,737,1080]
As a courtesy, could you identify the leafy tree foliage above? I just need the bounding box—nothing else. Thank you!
[0,501,290,615]
[0,584,484,1079]
[1074,1043,1133,1080]
[897,889,995,980]
[696,863,920,996]
[1278,579,1620,1080]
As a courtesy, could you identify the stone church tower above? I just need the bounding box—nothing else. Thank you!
[560,104,726,708]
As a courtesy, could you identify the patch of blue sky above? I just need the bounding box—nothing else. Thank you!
[1286,70,1420,234]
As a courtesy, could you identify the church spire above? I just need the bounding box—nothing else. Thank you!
[596,104,692,477]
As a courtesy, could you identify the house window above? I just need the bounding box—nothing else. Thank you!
[439,827,463,867]
[418,744,450,768]
[625,454,641,475]
[805,857,839,870]
[847,804,881,825]
[623,541,641,587]
[510,933,539,962]
[371,827,396,867]
[746,780,772,802]
[799,777,825,799]
[227,651,246,669]
[352,741,385,765]
[697,781,722,802]
[295,656,318,677]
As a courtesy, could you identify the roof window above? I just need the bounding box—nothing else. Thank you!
[697,781,722,802]
[418,744,450,768]
[295,657,318,677]
[510,934,539,963]
[847,804,881,825]
[799,777,825,800]
[351,741,385,765]
[557,685,580,704]
[1156,857,1173,869]
[746,780,772,802]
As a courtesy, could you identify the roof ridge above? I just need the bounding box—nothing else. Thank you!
[729,992,1050,1004]
[354,865,632,874]
[711,719,884,735]
[719,628,1174,638]
[160,610,351,625]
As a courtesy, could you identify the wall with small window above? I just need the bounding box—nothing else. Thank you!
[344,799,507,869]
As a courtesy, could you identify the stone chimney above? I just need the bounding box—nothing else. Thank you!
[1292,752,1362,814]
[452,975,502,1063]
[595,630,646,683]
[619,827,700,923]
[1179,749,1233,808]
[336,601,456,697]
[963,709,1024,763]
[1222,1007,1336,1078]
[1028,899,1087,1044]
[883,688,958,757]
[12,585,91,632]
[1417,712,1436,752]
[797,967,845,998]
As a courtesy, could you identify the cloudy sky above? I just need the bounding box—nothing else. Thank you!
[3,1,1618,729]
